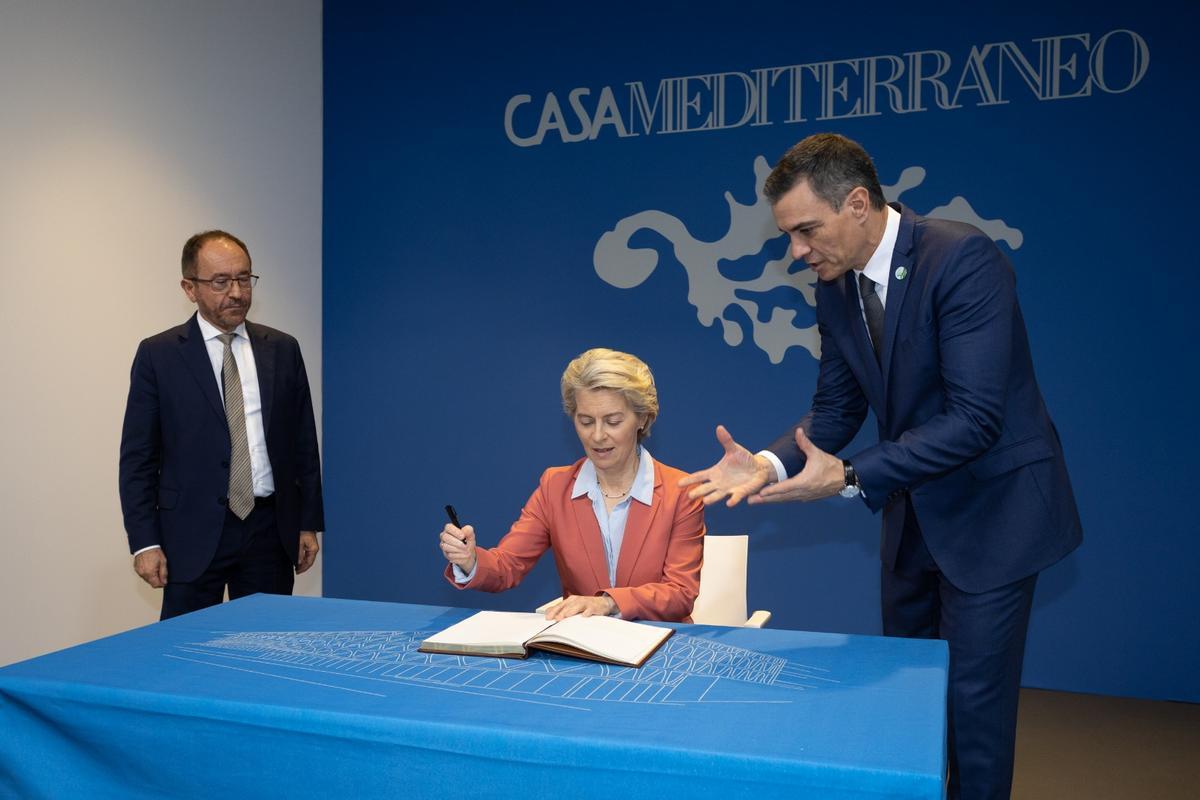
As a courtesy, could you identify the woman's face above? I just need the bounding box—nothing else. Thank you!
[572,388,644,474]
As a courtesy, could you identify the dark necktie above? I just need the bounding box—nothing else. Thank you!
[217,333,255,520]
[858,273,885,362]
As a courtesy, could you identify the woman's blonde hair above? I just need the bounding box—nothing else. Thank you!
[561,348,658,442]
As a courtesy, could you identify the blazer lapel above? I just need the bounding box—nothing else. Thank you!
[247,321,275,434]
[178,314,227,426]
[568,464,613,589]
[614,463,662,587]
[880,203,916,389]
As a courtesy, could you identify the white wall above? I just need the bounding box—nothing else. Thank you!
[0,0,323,666]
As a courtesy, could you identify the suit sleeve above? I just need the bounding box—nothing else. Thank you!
[443,476,553,592]
[293,346,325,531]
[118,342,163,554]
[605,492,705,622]
[852,234,1014,509]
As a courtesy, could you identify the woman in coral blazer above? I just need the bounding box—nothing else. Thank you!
[439,349,704,622]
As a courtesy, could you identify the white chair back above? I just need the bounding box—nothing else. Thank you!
[690,535,750,627]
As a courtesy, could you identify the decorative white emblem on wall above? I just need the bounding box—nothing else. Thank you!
[593,157,1022,363]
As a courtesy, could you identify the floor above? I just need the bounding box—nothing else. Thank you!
[1012,688,1200,799]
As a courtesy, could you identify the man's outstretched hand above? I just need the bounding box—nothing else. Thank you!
[679,425,774,507]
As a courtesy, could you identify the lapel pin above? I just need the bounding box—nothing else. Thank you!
[894,266,908,281]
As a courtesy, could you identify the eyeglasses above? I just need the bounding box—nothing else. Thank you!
[187,274,259,293]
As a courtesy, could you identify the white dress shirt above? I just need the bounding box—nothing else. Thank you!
[195,314,275,497]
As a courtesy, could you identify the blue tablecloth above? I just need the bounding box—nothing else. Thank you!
[0,595,946,799]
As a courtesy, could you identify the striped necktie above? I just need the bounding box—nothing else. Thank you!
[217,333,255,520]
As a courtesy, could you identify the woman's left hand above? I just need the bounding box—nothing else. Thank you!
[545,594,617,620]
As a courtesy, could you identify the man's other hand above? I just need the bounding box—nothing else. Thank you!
[296,531,320,574]
[750,428,845,504]
[133,548,168,588]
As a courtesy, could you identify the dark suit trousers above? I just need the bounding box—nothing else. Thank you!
[882,507,1036,800]
[160,498,295,620]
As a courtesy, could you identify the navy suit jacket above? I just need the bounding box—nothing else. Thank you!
[770,204,1081,593]
[119,314,324,584]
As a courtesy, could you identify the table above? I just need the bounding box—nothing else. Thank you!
[0,595,947,798]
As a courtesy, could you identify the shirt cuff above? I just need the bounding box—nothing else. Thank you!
[452,562,477,584]
[756,450,788,483]
[133,545,162,557]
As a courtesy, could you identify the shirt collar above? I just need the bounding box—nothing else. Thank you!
[856,204,900,290]
[196,313,248,343]
[572,446,654,505]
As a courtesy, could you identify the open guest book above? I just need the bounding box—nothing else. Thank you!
[418,610,674,667]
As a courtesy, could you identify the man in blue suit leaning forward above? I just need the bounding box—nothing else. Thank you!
[681,134,1081,800]
[120,230,323,620]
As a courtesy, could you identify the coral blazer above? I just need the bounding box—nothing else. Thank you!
[444,457,705,621]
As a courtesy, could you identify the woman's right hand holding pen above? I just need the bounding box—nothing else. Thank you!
[440,523,477,574]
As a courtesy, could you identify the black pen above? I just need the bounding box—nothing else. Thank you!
[444,504,462,529]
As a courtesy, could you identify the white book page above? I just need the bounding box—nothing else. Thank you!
[529,615,670,663]
[423,611,555,648]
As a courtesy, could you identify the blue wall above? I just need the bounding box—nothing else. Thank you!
[323,2,1198,702]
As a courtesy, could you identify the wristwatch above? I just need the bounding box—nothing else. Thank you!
[839,460,862,498]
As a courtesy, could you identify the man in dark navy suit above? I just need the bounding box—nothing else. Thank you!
[682,134,1081,799]
[120,230,323,620]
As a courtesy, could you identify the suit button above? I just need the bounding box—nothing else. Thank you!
[218,496,228,506]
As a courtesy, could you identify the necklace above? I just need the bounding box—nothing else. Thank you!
[598,475,635,499]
